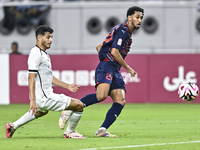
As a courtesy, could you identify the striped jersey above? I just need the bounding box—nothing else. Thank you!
[98,23,132,66]
[28,45,53,99]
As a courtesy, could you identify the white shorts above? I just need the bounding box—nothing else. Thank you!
[36,92,71,112]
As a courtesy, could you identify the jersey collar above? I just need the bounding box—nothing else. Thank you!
[35,45,48,54]
[124,23,132,35]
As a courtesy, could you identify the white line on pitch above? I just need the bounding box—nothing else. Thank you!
[79,120,200,123]
[78,140,200,150]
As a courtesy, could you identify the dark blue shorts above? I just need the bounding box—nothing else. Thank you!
[95,61,126,93]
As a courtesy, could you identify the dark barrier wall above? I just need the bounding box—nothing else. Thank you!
[10,54,200,103]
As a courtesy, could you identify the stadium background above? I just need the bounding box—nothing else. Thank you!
[0,0,200,104]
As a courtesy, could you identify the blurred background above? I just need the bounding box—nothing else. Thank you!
[1,0,200,105]
[1,0,200,54]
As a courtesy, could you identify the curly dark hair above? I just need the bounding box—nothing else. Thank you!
[126,6,144,17]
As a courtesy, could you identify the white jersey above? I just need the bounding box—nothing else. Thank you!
[28,45,53,99]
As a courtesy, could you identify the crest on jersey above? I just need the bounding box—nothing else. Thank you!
[117,38,122,46]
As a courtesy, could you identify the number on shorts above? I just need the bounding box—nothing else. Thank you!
[106,73,112,80]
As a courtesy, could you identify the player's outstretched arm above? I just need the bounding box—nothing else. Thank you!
[28,73,38,115]
[111,48,136,77]
[52,76,80,93]
[96,42,103,53]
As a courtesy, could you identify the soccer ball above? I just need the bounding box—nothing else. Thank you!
[178,82,199,102]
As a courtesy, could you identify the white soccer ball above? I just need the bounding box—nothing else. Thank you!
[178,82,199,102]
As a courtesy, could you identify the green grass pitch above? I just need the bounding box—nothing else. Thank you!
[0,103,200,150]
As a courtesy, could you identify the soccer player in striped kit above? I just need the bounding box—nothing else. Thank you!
[59,6,144,137]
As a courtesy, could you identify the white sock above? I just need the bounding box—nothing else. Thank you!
[13,111,36,130]
[65,111,82,134]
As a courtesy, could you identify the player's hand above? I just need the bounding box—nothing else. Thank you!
[68,83,80,93]
[128,67,137,77]
[29,100,38,116]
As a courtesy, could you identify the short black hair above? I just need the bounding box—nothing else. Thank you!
[12,42,18,46]
[35,25,54,38]
[126,6,144,17]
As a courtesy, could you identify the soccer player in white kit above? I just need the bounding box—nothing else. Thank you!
[5,25,86,139]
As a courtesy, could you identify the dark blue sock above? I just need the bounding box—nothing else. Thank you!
[101,102,124,129]
[80,93,99,107]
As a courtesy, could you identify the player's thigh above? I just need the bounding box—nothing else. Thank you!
[38,93,72,112]
[109,69,126,92]
[95,64,113,101]
[66,98,83,112]
[96,83,110,101]
[109,89,126,106]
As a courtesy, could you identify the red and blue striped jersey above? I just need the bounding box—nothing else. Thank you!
[99,23,132,64]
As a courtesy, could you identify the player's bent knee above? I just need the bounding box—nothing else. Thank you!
[96,93,108,102]
[35,111,48,117]
[114,98,126,106]
[75,101,84,112]
[122,100,126,106]
[68,98,84,112]
[96,86,109,101]
[116,100,126,106]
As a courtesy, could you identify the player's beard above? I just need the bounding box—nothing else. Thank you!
[46,44,51,49]
[42,40,51,49]
[131,19,140,30]
[133,24,140,30]
[134,26,139,30]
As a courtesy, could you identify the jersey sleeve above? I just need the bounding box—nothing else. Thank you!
[28,50,42,73]
[111,28,128,50]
